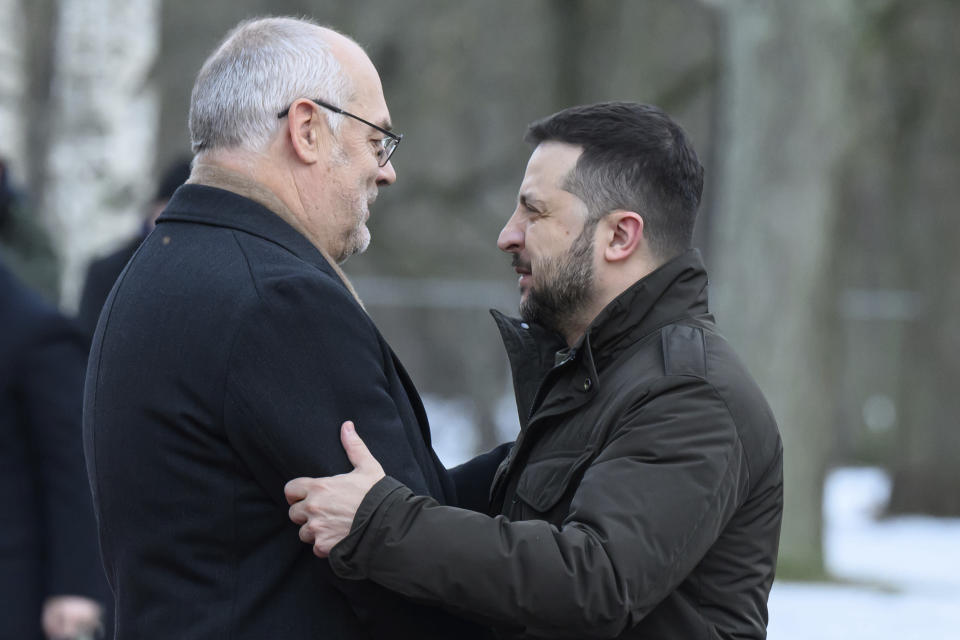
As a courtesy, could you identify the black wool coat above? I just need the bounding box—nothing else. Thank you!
[0,256,110,640]
[83,184,489,640]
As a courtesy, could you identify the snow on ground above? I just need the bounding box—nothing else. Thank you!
[769,467,960,639]
[424,398,960,639]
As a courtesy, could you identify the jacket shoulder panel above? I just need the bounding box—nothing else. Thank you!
[661,323,707,379]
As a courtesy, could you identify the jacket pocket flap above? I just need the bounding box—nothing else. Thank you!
[515,449,594,513]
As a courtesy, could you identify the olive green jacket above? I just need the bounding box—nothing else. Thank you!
[330,250,783,639]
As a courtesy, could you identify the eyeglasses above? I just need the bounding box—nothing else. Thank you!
[278,98,402,167]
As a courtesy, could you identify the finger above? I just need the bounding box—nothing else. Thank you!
[284,478,310,505]
[288,502,308,526]
[340,421,376,471]
[299,523,316,544]
[313,539,331,559]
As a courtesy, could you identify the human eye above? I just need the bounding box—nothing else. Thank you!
[372,138,387,161]
[523,200,546,217]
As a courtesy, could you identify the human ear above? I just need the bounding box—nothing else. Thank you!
[603,211,643,263]
[286,99,328,164]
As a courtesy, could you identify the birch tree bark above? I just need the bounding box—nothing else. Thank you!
[43,0,160,308]
[706,0,861,578]
[0,0,26,168]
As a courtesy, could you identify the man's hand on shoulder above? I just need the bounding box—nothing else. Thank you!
[285,421,385,557]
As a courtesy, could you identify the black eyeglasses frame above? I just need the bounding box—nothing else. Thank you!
[278,98,402,167]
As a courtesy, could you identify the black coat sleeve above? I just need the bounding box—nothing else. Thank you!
[449,442,513,512]
[222,270,488,639]
[20,311,108,601]
[222,271,435,492]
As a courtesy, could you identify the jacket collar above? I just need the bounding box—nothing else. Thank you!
[159,164,364,306]
[493,249,711,426]
[580,248,710,369]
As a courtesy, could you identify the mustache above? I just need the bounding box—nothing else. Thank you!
[511,254,531,271]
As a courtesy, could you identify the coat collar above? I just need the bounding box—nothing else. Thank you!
[158,164,364,306]
[580,248,710,369]
[493,249,711,427]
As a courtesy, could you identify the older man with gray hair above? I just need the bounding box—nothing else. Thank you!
[83,16,491,640]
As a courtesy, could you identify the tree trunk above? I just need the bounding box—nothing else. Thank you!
[0,0,26,169]
[42,0,160,308]
[882,0,960,517]
[706,0,861,579]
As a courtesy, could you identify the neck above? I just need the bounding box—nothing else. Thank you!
[560,313,592,348]
[193,151,320,241]
[567,254,662,346]
[188,159,365,308]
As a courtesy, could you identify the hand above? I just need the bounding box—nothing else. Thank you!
[285,421,385,558]
[42,595,102,640]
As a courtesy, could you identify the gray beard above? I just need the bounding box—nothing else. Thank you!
[336,215,370,264]
[520,220,596,338]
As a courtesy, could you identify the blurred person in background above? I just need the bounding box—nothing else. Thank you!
[76,158,192,338]
[287,103,784,639]
[83,16,494,640]
[1,254,109,640]
[0,158,59,300]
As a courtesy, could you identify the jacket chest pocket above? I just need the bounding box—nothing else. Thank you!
[513,448,595,519]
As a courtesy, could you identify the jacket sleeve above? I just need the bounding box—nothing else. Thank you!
[223,271,434,493]
[329,376,746,638]
[21,313,109,601]
[222,270,486,640]
[448,442,513,512]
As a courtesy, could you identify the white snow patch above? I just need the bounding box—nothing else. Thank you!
[770,467,960,639]
[768,582,959,640]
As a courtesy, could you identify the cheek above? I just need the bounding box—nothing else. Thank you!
[527,229,565,266]
[524,225,547,256]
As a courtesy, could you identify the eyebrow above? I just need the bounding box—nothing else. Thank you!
[370,112,393,132]
[519,193,546,211]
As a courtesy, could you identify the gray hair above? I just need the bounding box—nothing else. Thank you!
[189,16,353,153]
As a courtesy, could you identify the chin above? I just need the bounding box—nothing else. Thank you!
[518,291,534,320]
[356,227,371,254]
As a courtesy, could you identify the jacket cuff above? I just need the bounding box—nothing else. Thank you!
[329,475,409,579]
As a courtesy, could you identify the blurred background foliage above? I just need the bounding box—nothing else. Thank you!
[1,0,957,581]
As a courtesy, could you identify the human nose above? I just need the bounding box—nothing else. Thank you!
[376,159,396,186]
[497,210,524,253]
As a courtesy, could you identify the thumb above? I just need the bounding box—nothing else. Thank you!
[340,421,380,473]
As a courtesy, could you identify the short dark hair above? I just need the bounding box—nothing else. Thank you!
[525,102,704,261]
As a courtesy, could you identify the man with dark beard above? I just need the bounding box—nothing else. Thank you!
[285,103,784,639]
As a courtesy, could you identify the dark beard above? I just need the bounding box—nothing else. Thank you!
[519,220,596,337]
